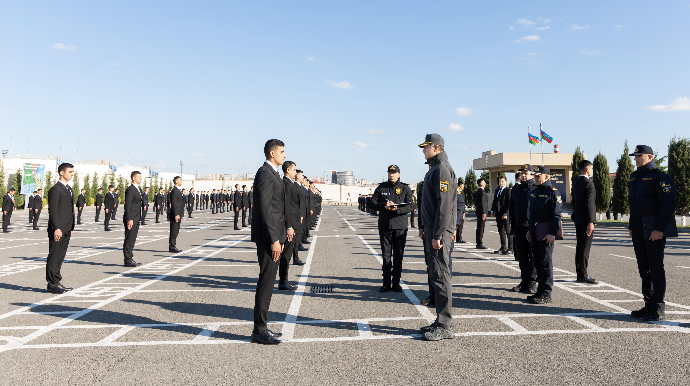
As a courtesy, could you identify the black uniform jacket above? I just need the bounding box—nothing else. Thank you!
[456,186,465,225]
[104,191,116,211]
[528,180,562,236]
[168,187,185,220]
[371,179,413,230]
[509,179,535,229]
[627,161,675,233]
[76,194,85,208]
[95,193,103,207]
[420,151,457,239]
[283,177,302,230]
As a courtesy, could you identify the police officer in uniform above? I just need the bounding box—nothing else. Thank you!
[628,145,676,321]
[456,177,466,243]
[418,133,457,341]
[371,165,414,292]
[509,165,537,294]
[526,166,562,304]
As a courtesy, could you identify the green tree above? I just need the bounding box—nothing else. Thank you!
[83,173,92,205]
[0,161,7,199]
[108,173,115,188]
[653,151,668,173]
[149,176,157,201]
[593,152,611,214]
[100,173,110,192]
[464,168,478,207]
[612,141,635,216]
[72,171,80,203]
[668,136,690,216]
[570,146,585,200]
[117,176,127,203]
[479,170,491,192]
[12,169,24,208]
[44,170,53,205]
[91,172,100,202]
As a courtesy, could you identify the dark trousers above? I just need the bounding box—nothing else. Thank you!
[29,208,34,223]
[155,207,162,222]
[422,235,435,300]
[2,211,11,231]
[111,207,117,220]
[410,210,416,227]
[574,222,594,279]
[292,223,303,262]
[77,208,83,224]
[47,231,71,287]
[631,230,666,310]
[496,216,512,251]
[187,205,193,217]
[379,228,408,286]
[104,210,111,228]
[211,203,215,214]
[33,209,41,228]
[141,208,148,224]
[123,223,139,262]
[457,214,465,241]
[234,209,240,228]
[253,241,280,334]
[531,237,554,296]
[248,207,252,221]
[423,227,453,329]
[95,206,101,221]
[169,218,181,249]
[242,209,247,227]
[515,226,536,285]
[476,215,486,246]
[279,230,298,284]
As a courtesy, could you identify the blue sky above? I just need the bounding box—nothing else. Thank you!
[1,1,689,183]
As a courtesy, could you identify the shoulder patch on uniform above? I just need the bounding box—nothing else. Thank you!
[551,187,558,191]
[457,187,462,194]
[629,178,635,182]
[440,181,449,192]
[395,188,401,195]
[661,183,672,193]
[642,178,652,181]
[556,196,562,203]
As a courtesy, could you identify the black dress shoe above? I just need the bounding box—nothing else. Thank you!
[576,276,599,284]
[267,329,283,338]
[493,249,504,254]
[631,305,651,319]
[528,294,552,304]
[141,222,147,226]
[124,261,140,267]
[3,230,10,233]
[105,228,111,231]
[234,227,241,230]
[501,250,512,255]
[169,247,181,253]
[278,283,297,291]
[379,285,391,293]
[511,283,524,292]
[293,259,306,266]
[392,284,403,292]
[47,286,67,294]
[77,222,82,225]
[641,309,665,321]
[298,245,309,252]
[421,297,436,306]
[33,227,39,230]
[57,284,73,291]
[476,245,488,249]
[302,240,311,244]
[155,221,160,223]
[459,240,466,243]
[251,331,281,344]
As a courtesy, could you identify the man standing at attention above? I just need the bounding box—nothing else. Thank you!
[33,189,44,230]
[76,188,86,225]
[95,187,103,222]
[251,139,289,345]
[3,188,16,233]
[123,171,143,267]
[474,178,488,249]
[104,185,115,231]
[168,176,185,253]
[572,160,598,284]
[491,176,512,255]
[46,163,76,294]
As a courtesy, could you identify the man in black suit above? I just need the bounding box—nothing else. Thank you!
[294,170,309,255]
[28,191,36,223]
[278,161,305,291]
[491,176,512,255]
[572,160,598,284]
[248,186,254,221]
[3,188,16,233]
[141,187,150,225]
[76,188,86,225]
[123,171,143,267]
[241,185,249,227]
[456,178,466,243]
[104,185,115,231]
[210,188,217,214]
[187,188,195,218]
[112,188,119,220]
[33,189,44,230]
[155,188,165,223]
[251,139,289,344]
[46,163,76,294]
[233,184,242,230]
[474,178,489,249]
[95,188,103,222]
[168,177,185,253]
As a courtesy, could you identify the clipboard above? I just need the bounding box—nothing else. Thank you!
[535,222,563,241]
[643,216,678,239]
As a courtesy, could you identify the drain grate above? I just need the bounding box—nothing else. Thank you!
[310,285,334,294]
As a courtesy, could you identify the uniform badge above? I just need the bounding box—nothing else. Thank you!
[556,196,562,203]
[662,183,671,193]
[629,178,635,182]
[395,188,401,194]
[457,187,462,194]
[440,181,449,192]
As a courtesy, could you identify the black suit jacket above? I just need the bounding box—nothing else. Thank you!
[233,190,243,209]
[95,193,103,207]
[474,188,489,215]
[283,177,301,229]
[141,191,149,209]
[572,176,596,224]
[34,195,44,209]
[76,194,85,208]
[28,195,35,209]
[491,186,511,218]
[104,191,116,210]
[188,193,195,207]
[168,187,185,220]
[251,163,287,245]
[113,193,119,207]
[3,194,14,213]
[155,193,165,206]
[47,182,74,234]
[124,185,143,224]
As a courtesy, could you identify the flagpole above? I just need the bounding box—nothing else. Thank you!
[540,122,544,166]
[528,126,532,164]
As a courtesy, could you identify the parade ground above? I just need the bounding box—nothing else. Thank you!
[1,206,689,385]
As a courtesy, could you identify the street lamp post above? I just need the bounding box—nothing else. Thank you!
[180,161,184,177]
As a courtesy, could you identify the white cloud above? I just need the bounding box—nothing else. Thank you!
[366,128,386,135]
[307,56,316,61]
[189,153,204,158]
[514,35,541,43]
[326,80,354,89]
[646,97,690,112]
[535,26,550,30]
[352,141,368,148]
[52,43,77,51]
[581,50,600,55]
[517,18,535,27]
[543,18,552,23]
[448,123,464,131]
[460,146,470,151]
[616,24,623,30]
[571,24,590,31]
[508,26,515,30]
[455,107,473,116]
[527,52,538,56]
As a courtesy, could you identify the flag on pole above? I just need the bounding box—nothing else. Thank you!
[528,133,540,146]
[540,129,553,144]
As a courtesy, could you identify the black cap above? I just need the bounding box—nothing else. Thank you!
[518,164,534,172]
[534,165,550,175]
[418,133,444,148]
[629,145,654,156]
[387,164,400,173]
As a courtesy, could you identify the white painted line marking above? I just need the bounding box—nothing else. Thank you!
[281,235,318,341]
[98,326,136,344]
[192,323,221,342]
[610,254,636,260]
[497,316,528,333]
[356,322,373,338]
[342,218,356,232]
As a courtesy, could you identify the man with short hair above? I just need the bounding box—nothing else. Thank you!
[187,188,195,218]
[233,184,242,230]
[95,188,103,222]
[456,177,466,244]
[210,189,217,214]
[46,163,76,293]
[251,139,289,345]
[3,188,16,233]
[112,188,119,220]
[418,133,457,341]
[76,189,86,225]
[141,187,150,225]
[155,188,165,223]
[104,185,115,231]
[168,176,185,253]
[509,165,537,293]
[278,161,304,291]
[123,171,143,267]
[572,160,598,284]
[474,178,489,249]
[33,189,44,230]
[29,191,37,223]
[491,176,512,255]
